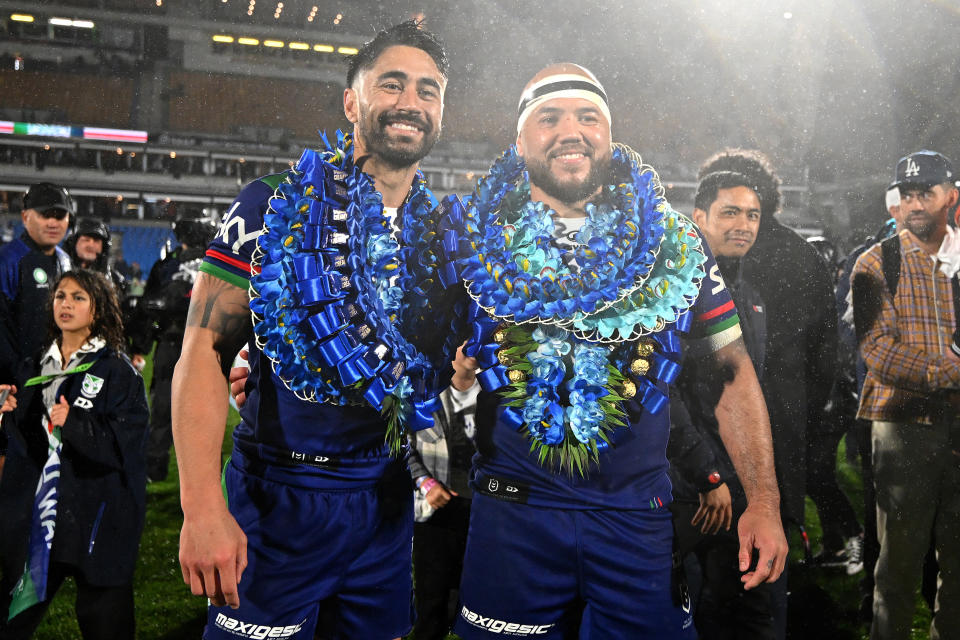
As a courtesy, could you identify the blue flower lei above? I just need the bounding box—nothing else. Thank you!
[458,144,704,342]
[249,131,460,452]
[455,144,707,474]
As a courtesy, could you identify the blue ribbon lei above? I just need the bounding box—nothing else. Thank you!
[451,143,707,474]
[249,131,461,451]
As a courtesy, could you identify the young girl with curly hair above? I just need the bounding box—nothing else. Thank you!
[0,269,149,640]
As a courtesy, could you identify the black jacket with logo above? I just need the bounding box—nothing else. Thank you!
[0,346,149,587]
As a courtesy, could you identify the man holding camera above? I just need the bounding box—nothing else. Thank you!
[851,150,960,640]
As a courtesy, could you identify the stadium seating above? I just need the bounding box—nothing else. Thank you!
[3,220,176,276]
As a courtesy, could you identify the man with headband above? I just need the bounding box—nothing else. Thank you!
[448,64,788,639]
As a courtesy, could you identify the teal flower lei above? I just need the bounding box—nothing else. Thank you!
[450,144,707,473]
[249,131,460,453]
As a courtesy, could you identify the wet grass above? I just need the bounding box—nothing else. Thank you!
[787,437,933,640]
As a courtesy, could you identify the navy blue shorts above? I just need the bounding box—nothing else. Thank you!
[455,494,695,639]
[203,456,414,640]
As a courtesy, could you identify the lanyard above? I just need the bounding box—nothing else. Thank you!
[23,361,95,388]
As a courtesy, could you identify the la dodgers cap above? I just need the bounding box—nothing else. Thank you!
[892,150,954,189]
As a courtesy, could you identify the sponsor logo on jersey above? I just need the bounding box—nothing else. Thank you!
[216,201,262,254]
[213,613,305,639]
[460,606,554,636]
[708,263,726,295]
[289,451,339,469]
[33,267,48,284]
[478,475,530,504]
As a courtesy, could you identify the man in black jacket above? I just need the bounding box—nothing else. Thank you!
[694,150,837,640]
[670,170,774,639]
[698,151,837,542]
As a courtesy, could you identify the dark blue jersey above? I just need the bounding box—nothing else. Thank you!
[471,239,740,510]
[201,175,395,487]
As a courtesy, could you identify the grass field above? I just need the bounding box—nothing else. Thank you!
[22,357,937,638]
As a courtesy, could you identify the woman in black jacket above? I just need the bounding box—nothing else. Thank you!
[0,269,149,640]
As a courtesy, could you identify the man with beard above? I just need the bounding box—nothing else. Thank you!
[451,64,787,639]
[851,150,960,640]
[171,21,450,640]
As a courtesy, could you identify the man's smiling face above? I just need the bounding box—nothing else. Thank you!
[693,186,762,258]
[347,44,446,169]
[517,96,612,205]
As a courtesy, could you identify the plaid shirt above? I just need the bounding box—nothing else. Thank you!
[853,230,960,423]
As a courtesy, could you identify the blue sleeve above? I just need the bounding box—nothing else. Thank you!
[684,236,742,356]
[0,242,27,381]
[0,240,27,302]
[199,177,278,288]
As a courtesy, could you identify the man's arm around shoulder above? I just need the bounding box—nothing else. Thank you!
[172,271,250,609]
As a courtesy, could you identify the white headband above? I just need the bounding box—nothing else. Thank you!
[885,186,901,209]
[516,73,611,133]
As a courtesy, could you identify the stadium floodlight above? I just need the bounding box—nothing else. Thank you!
[238,37,259,45]
[313,44,334,52]
[10,14,34,22]
[50,17,95,28]
[337,46,358,55]
[212,34,234,43]
[263,39,284,47]
[288,42,309,50]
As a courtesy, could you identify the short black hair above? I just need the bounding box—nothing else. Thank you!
[698,149,781,218]
[345,20,448,89]
[694,171,762,214]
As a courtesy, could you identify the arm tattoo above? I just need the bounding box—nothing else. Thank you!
[186,273,250,374]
